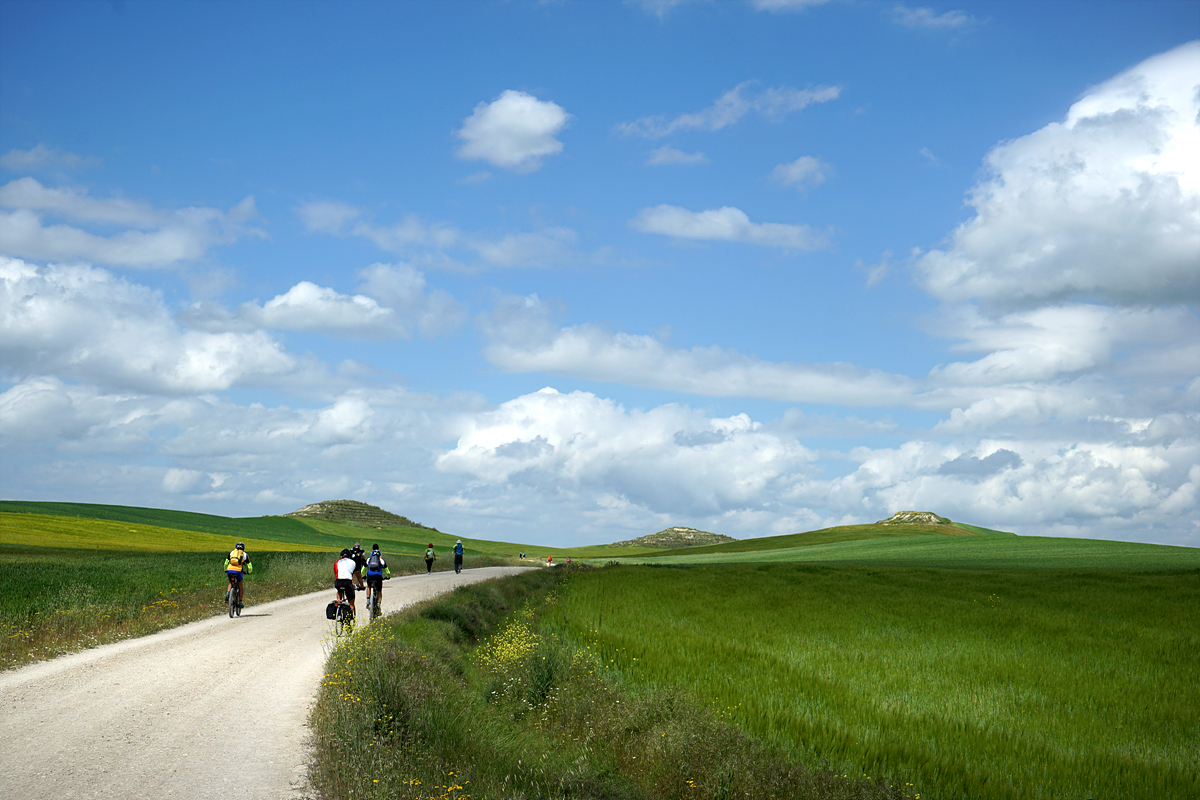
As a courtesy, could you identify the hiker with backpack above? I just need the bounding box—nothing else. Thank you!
[453,539,464,574]
[424,543,436,573]
[363,544,391,612]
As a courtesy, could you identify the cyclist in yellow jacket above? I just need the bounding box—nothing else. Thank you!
[224,543,252,607]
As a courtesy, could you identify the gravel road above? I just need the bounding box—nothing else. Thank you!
[0,567,531,800]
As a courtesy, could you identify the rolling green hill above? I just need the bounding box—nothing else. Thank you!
[603,531,1200,570]
[0,500,531,559]
[3,500,1194,570]
[0,500,316,543]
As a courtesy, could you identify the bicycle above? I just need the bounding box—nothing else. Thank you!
[333,593,354,635]
[366,590,381,622]
[225,575,242,618]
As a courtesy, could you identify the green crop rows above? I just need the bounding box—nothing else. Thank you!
[547,563,1200,799]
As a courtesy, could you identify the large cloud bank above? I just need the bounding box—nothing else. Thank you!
[1,45,1198,547]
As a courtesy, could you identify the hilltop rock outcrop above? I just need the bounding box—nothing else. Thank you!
[877,511,951,525]
[283,499,434,530]
[609,526,736,549]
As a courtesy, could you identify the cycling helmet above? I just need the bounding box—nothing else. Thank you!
[236,543,244,549]
[340,548,351,557]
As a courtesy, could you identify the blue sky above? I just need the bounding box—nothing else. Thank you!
[1,0,1197,547]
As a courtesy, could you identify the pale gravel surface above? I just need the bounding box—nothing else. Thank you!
[0,566,531,800]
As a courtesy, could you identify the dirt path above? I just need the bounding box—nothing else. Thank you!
[0,567,531,800]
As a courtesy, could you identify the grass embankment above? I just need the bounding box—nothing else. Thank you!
[550,564,1200,800]
[310,567,905,800]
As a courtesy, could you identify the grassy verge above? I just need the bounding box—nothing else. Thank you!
[549,564,1200,800]
[0,547,508,671]
[309,566,905,800]
[0,548,332,670]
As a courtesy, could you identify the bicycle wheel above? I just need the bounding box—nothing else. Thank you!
[370,593,380,622]
[227,582,236,618]
[336,602,353,635]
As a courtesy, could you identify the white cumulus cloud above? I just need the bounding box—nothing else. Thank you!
[479,294,917,406]
[438,386,817,515]
[0,256,321,394]
[771,155,830,188]
[455,90,570,173]
[631,204,829,250]
[0,178,262,268]
[917,40,1200,306]
[180,265,466,340]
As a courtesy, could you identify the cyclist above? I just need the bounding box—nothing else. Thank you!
[350,542,367,591]
[333,548,358,615]
[224,543,252,607]
[424,543,436,573]
[363,544,391,615]
[453,539,464,574]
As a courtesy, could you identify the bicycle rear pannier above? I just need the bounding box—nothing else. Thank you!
[325,601,338,620]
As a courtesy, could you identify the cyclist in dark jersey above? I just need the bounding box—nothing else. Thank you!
[363,544,391,615]
[350,542,367,590]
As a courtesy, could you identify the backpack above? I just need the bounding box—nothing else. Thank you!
[425,548,434,559]
[229,550,243,567]
[367,552,383,572]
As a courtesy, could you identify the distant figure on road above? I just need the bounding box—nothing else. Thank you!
[453,539,464,574]
[424,543,436,573]
[547,555,553,566]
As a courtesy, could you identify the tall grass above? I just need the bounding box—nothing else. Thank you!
[0,549,333,670]
[547,564,1200,800]
[309,566,906,800]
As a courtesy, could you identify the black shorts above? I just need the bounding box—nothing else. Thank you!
[366,574,383,591]
[334,579,355,601]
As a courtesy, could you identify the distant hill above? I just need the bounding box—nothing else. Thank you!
[283,500,435,530]
[609,526,736,549]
